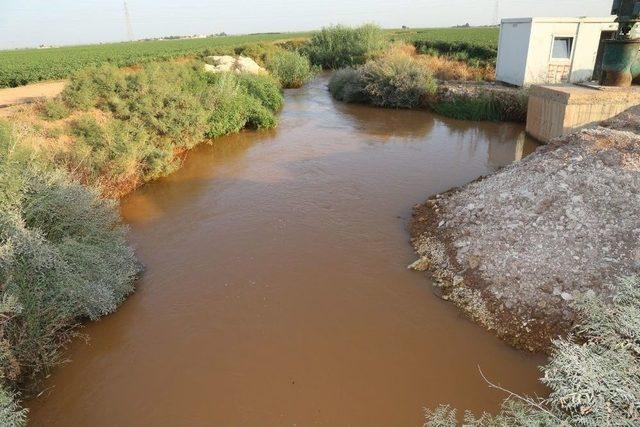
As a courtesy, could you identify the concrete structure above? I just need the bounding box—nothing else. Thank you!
[526,84,640,142]
[497,17,618,87]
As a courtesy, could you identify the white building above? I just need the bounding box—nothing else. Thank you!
[496,17,618,87]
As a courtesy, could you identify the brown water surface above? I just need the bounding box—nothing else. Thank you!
[28,76,544,427]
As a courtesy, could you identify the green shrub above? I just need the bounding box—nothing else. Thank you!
[276,39,309,52]
[424,276,640,426]
[329,55,437,109]
[328,68,367,103]
[40,99,70,121]
[0,58,284,424]
[60,63,281,190]
[414,39,497,66]
[266,50,314,88]
[0,383,27,427]
[0,122,139,424]
[431,90,528,123]
[305,24,388,69]
[201,72,279,138]
[357,55,437,108]
[236,73,284,111]
[62,65,126,110]
[70,115,105,150]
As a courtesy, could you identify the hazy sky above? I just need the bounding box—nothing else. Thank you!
[0,0,612,49]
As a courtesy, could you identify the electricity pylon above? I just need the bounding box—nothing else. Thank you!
[124,1,134,40]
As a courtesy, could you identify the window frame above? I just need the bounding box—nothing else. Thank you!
[549,35,575,63]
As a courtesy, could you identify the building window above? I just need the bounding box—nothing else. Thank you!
[552,37,574,60]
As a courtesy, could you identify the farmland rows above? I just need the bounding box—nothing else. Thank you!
[0,27,500,88]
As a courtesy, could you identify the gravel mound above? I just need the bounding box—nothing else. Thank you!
[410,108,640,351]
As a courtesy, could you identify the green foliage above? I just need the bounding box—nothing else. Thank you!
[424,277,640,426]
[392,27,499,47]
[0,122,139,423]
[0,56,283,425]
[305,24,389,69]
[201,72,280,138]
[233,43,281,67]
[40,99,69,121]
[236,73,284,111]
[266,50,314,88]
[0,32,311,88]
[392,27,499,66]
[0,27,499,88]
[329,55,437,108]
[357,54,437,108]
[61,64,127,111]
[431,91,528,123]
[414,40,497,66]
[0,384,27,427]
[276,39,310,52]
[59,62,280,189]
[328,68,367,103]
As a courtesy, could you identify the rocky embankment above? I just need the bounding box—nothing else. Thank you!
[410,107,640,352]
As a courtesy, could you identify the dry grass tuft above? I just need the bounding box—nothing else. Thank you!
[381,43,495,82]
[416,54,495,82]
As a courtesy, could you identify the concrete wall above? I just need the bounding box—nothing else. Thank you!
[526,85,640,142]
[497,17,617,87]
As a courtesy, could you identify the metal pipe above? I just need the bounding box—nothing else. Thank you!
[600,0,640,86]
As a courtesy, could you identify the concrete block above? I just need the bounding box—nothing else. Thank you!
[526,84,640,142]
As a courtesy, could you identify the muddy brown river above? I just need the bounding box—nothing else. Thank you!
[27,75,545,426]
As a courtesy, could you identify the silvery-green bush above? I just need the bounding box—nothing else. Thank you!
[329,55,437,109]
[425,276,640,426]
[0,122,139,425]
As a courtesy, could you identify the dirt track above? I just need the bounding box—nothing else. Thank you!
[0,81,66,108]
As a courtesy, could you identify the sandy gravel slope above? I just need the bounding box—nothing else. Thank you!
[410,107,640,352]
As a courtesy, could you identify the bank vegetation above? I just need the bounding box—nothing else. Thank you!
[316,25,526,122]
[0,58,288,425]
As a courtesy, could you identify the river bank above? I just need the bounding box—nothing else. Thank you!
[0,59,289,426]
[409,107,640,352]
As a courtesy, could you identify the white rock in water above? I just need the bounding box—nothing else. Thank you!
[560,292,573,301]
[203,55,266,75]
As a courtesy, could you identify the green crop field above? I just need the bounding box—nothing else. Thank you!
[390,27,500,64]
[0,27,500,88]
[390,26,499,47]
[0,32,309,88]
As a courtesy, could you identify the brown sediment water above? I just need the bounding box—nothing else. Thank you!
[27,75,544,427]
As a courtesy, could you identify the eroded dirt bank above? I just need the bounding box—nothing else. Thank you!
[410,107,640,352]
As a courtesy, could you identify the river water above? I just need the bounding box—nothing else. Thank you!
[28,76,544,427]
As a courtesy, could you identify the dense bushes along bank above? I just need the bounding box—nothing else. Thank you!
[49,62,283,197]
[0,61,285,425]
[326,38,527,123]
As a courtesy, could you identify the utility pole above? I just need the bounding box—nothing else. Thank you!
[124,1,134,41]
[493,0,500,26]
